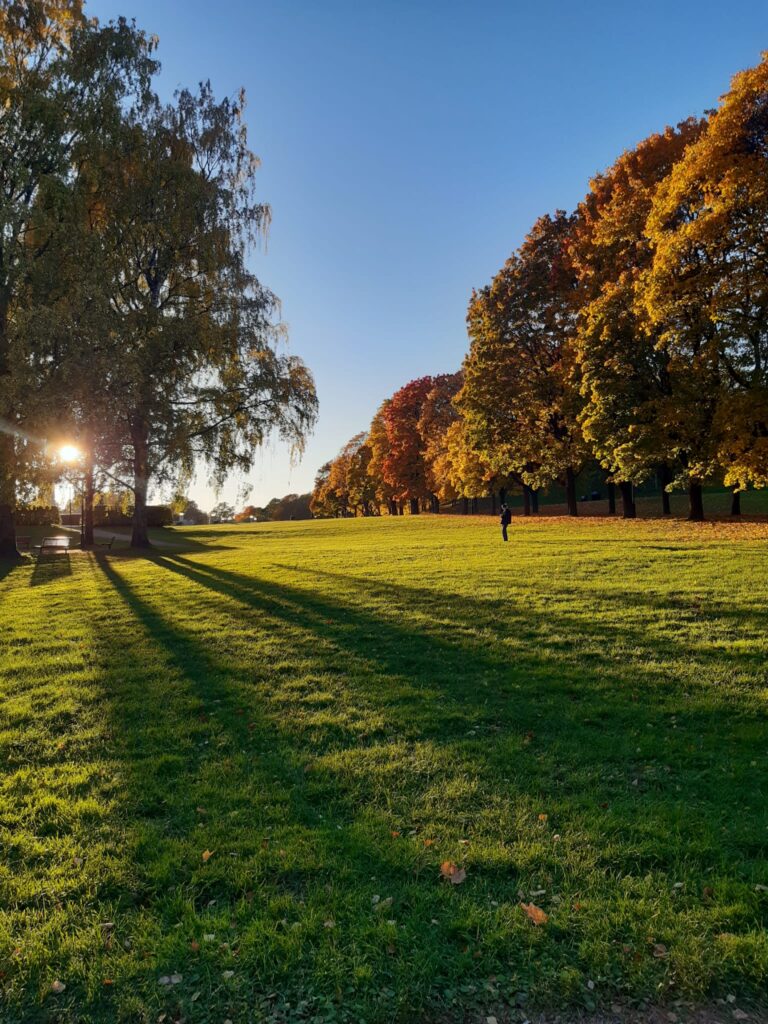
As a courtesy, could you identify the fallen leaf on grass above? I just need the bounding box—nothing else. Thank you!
[733,1012,749,1021]
[440,862,466,884]
[102,979,114,986]
[190,940,199,952]
[423,839,435,847]
[390,831,401,838]
[324,919,335,929]
[538,813,548,822]
[652,943,668,958]
[50,980,66,994]
[520,902,548,926]
[222,970,235,979]
[201,849,214,862]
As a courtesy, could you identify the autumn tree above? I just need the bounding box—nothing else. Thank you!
[569,119,708,518]
[366,400,398,515]
[460,212,588,515]
[417,372,462,512]
[438,418,496,512]
[310,461,341,518]
[344,433,377,515]
[61,83,316,548]
[0,1,157,557]
[382,377,436,514]
[234,504,259,522]
[641,54,768,506]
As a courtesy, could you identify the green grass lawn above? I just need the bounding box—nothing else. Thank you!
[1,514,767,1023]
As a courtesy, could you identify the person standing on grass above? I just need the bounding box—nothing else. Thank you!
[500,503,512,542]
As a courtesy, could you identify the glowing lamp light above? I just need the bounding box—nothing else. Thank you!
[59,444,81,463]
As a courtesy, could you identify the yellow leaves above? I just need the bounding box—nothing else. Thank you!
[201,849,214,862]
[520,902,548,926]
[440,862,466,885]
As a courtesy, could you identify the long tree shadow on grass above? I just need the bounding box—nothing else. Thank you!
[91,555,435,899]
[29,550,72,586]
[274,562,768,675]
[144,551,768,873]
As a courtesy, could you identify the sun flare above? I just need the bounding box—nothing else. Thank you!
[59,444,81,463]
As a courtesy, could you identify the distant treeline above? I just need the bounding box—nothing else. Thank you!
[236,494,312,522]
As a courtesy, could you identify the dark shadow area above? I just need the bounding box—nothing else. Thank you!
[0,558,24,585]
[173,553,768,695]
[140,551,767,854]
[29,551,72,587]
[88,554,434,912]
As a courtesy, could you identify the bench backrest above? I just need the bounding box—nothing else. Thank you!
[42,537,71,549]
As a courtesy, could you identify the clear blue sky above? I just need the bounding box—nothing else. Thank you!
[90,0,768,512]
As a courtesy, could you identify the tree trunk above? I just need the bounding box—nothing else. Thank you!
[462,497,468,515]
[522,485,531,516]
[499,487,507,507]
[471,496,478,514]
[490,492,496,516]
[619,481,636,519]
[659,462,671,512]
[409,497,419,515]
[531,488,539,514]
[0,296,20,560]
[731,490,741,516]
[82,454,95,548]
[607,482,616,515]
[398,500,404,516]
[687,480,704,521]
[130,423,151,548]
[565,468,578,517]
[432,493,440,514]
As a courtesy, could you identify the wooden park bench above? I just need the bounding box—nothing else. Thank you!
[34,536,72,558]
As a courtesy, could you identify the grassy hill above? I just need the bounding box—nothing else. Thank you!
[1,514,767,1023]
